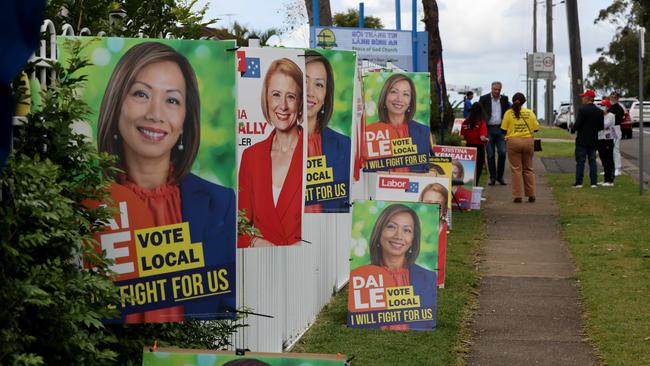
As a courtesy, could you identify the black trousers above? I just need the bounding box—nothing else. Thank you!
[467,143,486,186]
[597,139,615,183]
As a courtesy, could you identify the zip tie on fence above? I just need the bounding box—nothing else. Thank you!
[236,309,274,319]
[226,47,241,52]
[300,238,313,244]
[235,348,250,356]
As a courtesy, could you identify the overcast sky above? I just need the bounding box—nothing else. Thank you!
[201,0,618,119]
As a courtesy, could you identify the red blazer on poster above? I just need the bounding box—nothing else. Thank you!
[238,129,303,247]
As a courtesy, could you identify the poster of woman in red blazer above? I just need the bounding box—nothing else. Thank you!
[237,50,307,248]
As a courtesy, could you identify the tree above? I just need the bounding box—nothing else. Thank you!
[587,0,649,97]
[422,0,452,136]
[305,0,332,26]
[333,8,383,29]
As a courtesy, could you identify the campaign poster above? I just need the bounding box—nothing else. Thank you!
[58,37,238,322]
[362,72,431,172]
[451,118,464,134]
[374,173,450,288]
[349,200,438,330]
[428,155,453,229]
[303,49,355,213]
[432,145,477,210]
[236,47,307,248]
[143,349,347,366]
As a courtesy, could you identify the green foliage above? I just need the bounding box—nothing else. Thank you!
[227,21,279,47]
[587,0,650,96]
[45,0,217,38]
[1,39,120,365]
[333,8,383,29]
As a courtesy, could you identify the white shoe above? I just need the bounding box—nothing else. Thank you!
[572,184,583,188]
[602,182,614,187]
[600,171,605,175]
[590,185,598,188]
[597,182,604,186]
[615,170,621,176]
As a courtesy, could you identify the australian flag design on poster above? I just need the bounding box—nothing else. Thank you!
[406,181,419,193]
[243,57,261,78]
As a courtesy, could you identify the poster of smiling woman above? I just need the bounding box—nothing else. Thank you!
[58,37,237,323]
[362,72,431,172]
[236,47,307,248]
[349,200,438,331]
[303,49,356,213]
[142,349,347,366]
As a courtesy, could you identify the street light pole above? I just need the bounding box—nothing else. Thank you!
[533,0,538,115]
[546,0,553,125]
[639,27,645,195]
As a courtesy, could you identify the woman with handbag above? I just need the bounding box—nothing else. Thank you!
[500,92,540,203]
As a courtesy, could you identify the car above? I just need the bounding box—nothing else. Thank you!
[554,103,571,129]
[620,111,633,139]
[629,101,650,126]
[618,97,637,111]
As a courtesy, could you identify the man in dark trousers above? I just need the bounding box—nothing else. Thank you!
[571,89,604,188]
[479,81,511,185]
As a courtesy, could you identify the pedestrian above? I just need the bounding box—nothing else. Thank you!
[479,81,511,186]
[460,102,488,186]
[608,91,624,176]
[597,99,616,186]
[500,92,539,203]
[463,91,474,118]
[571,89,604,188]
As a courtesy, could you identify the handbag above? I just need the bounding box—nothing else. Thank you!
[522,116,542,152]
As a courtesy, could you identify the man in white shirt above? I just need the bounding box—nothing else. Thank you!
[478,81,511,185]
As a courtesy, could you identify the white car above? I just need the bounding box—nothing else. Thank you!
[554,103,572,129]
[629,101,650,125]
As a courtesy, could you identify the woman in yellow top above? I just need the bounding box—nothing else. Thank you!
[500,92,539,203]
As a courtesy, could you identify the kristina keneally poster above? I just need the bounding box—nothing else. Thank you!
[431,145,477,210]
[142,349,347,366]
[362,72,431,172]
[349,200,438,330]
[59,37,237,323]
[303,49,356,213]
[236,47,307,248]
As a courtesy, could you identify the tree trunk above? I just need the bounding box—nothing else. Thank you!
[422,0,449,135]
[566,0,583,117]
[305,0,333,26]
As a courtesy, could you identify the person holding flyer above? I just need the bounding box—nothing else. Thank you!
[360,204,437,331]
[97,42,236,323]
[304,51,351,213]
[370,73,430,172]
[238,58,304,247]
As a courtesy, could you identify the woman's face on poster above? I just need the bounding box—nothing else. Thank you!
[421,190,447,220]
[118,61,186,163]
[380,212,414,260]
[452,164,463,180]
[306,61,327,121]
[385,79,411,119]
[267,72,301,131]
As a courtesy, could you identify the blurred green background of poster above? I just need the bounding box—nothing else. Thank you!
[142,351,346,365]
[57,37,237,188]
[362,72,430,128]
[307,48,355,137]
[350,200,439,272]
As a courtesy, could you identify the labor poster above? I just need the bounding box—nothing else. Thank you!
[58,37,238,323]
[373,173,450,288]
[143,348,347,366]
[362,72,431,172]
[303,49,356,213]
[431,145,477,210]
[235,47,307,248]
[349,200,438,330]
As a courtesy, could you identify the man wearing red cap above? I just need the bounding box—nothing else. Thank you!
[571,89,604,188]
[597,99,616,186]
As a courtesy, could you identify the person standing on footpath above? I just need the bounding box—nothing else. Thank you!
[463,91,474,118]
[460,102,488,186]
[571,89,604,188]
[500,93,539,203]
[479,81,511,186]
[597,99,616,186]
[608,91,624,176]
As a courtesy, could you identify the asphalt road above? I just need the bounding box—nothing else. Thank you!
[620,127,650,178]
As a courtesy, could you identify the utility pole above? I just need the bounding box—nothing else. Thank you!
[546,0,553,125]
[639,27,645,195]
[533,0,538,115]
[565,0,583,120]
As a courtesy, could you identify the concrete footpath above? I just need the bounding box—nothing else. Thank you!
[467,157,599,366]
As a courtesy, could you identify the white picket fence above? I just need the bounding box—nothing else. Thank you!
[27,20,359,353]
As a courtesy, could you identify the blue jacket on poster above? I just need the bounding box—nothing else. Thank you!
[407,120,431,173]
[319,127,351,213]
[180,173,237,320]
[409,263,438,330]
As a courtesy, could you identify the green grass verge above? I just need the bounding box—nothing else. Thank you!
[536,141,575,158]
[536,125,573,140]
[541,138,650,365]
[292,211,484,366]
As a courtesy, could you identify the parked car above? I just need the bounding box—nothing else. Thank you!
[629,101,650,126]
[621,111,633,139]
[619,97,637,111]
[554,103,571,129]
